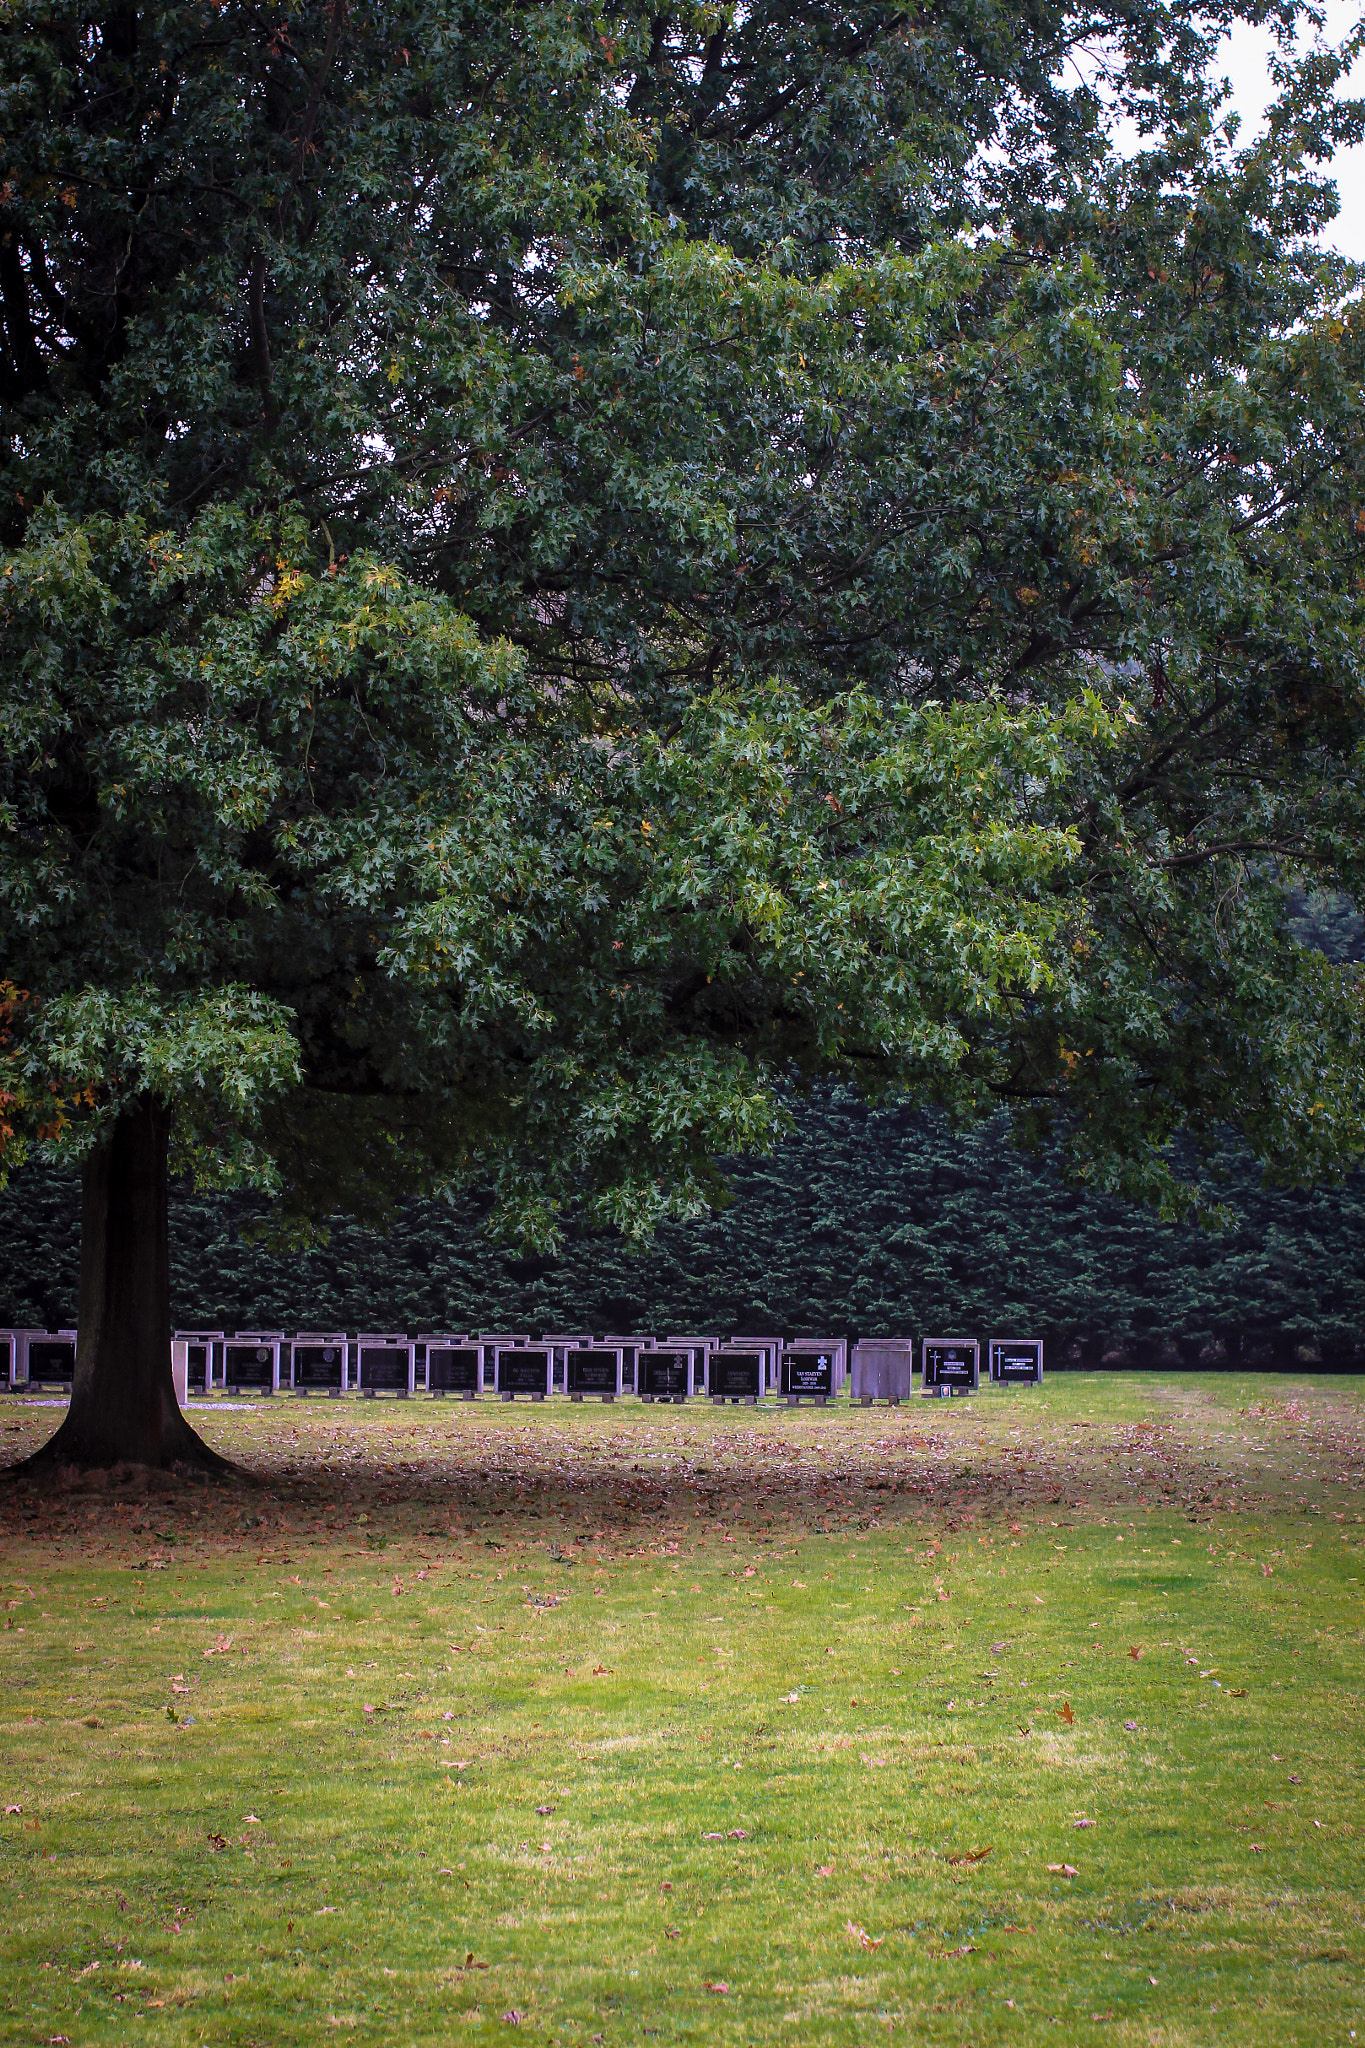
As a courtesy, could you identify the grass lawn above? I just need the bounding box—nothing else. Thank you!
[0,1372,1361,2047]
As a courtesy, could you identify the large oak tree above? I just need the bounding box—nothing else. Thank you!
[2,0,1364,1470]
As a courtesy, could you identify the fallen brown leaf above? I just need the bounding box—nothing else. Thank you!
[845,1921,884,1951]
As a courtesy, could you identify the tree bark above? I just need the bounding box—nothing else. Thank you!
[13,1097,234,1478]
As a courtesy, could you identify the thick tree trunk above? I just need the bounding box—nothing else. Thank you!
[12,1097,234,1478]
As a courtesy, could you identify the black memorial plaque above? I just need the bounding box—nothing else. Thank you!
[225,1342,277,1390]
[28,1337,75,1383]
[358,1345,411,1394]
[989,1338,1043,1385]
[710,1348,763,1402]
[565,1348,621,1399]
[921,1337,979,1395]
[496,1347,552,1399]
[638,1348,691,1402]
[293,1340,345,1392]
[784,1350,835,1402]
[428,1345,480,1396]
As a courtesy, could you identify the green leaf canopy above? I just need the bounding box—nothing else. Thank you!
[3,0,1365,1242]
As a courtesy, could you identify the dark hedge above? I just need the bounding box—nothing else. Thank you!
[2,1094,1363,1366]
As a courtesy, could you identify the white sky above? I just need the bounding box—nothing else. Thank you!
[1220,3,1365,259]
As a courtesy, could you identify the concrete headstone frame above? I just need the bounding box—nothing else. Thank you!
[666,1337,717,1397]
[542,1333,593,1391]
[850,1339,914,1406]
[175,1330,225,1394]
[565,1345,624,1401]
[1,1329,44,1388]
[601,1335,653,1393]
[780,1340,844,1405]
[731,1336,782,1391]
[479,1333,529,1390]
[921,1337,980,1397]
[709,1346,766,1405]
[783,1336,848,1391]
[226,1331,286,1394]
[290,1333,349,1395]
[355,1333,416,1398]
[25,1330,77,1387]
[422,1336,481,1398]
[989,1337,1043,1385]
[637,1346,692,1403]
[494,1344,553,1401]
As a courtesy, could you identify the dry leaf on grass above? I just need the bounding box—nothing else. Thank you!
[845,1921,884,1950]
[704,1980,729,1994]
[1045,1863,1079,1878]
[1058,1701,1075,1726]
[945,1846,991,1865]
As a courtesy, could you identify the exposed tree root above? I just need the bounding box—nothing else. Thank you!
[1,1416,251,1492]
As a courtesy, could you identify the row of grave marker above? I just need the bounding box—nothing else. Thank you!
[0,1329,1043,1402]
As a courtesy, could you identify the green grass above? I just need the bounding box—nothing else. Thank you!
[1,1373,1362,2046]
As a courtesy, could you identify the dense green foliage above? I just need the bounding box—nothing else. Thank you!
[3,0,1365,1256]
[3,1090,1362,1359]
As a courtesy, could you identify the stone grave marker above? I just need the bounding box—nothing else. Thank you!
[291,1333,348,1395]
[355,1334,416,1398]
[423,1337,481,1398]
[565,1346,623,1401]
[666,1337,716,1395]
[784,1336,847,1394]
[850,1339,914,1405]
[480,1333,529,1390]
[601,1335,652,1393]
[709,1347,765,1405]
[731,1335,781,1391]
[494,1344,553,1400]
[637,1346,692,1403]
[225,1332,285,1393]
[989,1337,1043,1385]
[921,1336,980,1396]
[25,1331,76,1386]
[176,1330,225,1394]
[781,1343,839,1405]
[0,1329,14,1389]
[543,1333,592,1391]
[3,1329,41,1387]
